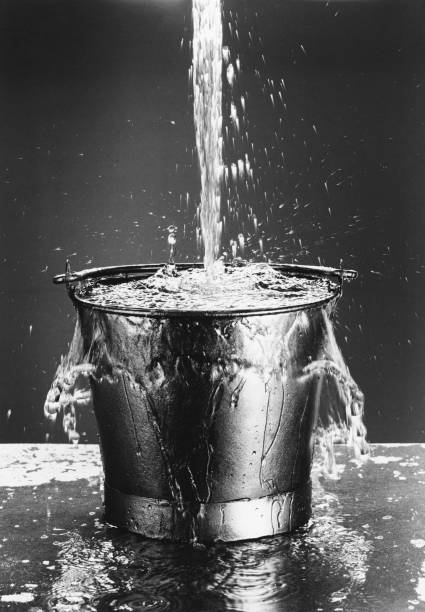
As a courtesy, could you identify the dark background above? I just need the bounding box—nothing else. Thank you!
[1,0,424,443]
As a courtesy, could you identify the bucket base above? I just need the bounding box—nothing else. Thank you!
[104,481,311,543]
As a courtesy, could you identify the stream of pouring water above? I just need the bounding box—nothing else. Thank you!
[193,0,223,276]
[45,0,368,488]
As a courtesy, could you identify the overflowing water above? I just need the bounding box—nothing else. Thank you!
[44,0,369,549]
[301,308,369,476]
[45,268,367,479]
[78,263,340,312]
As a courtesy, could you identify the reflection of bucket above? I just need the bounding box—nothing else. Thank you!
[54,262,355,543]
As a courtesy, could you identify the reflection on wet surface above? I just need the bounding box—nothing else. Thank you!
[1,444,425,610]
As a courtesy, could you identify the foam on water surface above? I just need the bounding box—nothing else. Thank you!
[78,262,340,313]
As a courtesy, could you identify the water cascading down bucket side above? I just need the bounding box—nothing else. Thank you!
[52,261,356,543]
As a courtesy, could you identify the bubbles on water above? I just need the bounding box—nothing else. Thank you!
[77,263,340,312]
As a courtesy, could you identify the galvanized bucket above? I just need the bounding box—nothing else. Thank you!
[54,262,356,543]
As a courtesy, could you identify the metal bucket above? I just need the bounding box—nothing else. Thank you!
[54,262,356,543]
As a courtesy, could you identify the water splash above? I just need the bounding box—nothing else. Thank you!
[78,263,339,312]
[167,225,177,264]
[45,271,367,485]
[44,2,369,544]
[44,320,94,443]
[300,309,369,477]
[193,0,223,275]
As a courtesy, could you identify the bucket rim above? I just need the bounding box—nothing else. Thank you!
[53,261,356,319]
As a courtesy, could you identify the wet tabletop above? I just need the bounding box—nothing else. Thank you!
[0,444,425,611]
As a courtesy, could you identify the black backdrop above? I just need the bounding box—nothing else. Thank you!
[1,0,424,442]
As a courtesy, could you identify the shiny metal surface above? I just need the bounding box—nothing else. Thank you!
[63,263,345,542]
[104,481,311,542]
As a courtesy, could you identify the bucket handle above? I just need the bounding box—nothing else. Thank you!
[276,262,357,282]
[52,260,358,288]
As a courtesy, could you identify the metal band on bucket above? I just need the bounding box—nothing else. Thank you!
[104,481,312,543]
